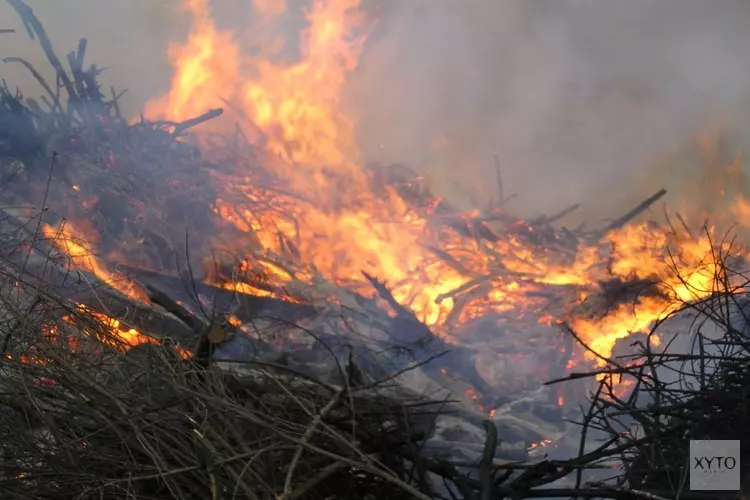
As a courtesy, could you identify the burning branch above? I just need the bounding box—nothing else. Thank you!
[604,189,668,233]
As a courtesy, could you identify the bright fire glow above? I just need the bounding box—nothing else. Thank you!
[42,0,750,395]
[141,0,746,370]
[43,221,149,302]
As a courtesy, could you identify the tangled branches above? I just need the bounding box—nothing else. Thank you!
[0,289,451,500]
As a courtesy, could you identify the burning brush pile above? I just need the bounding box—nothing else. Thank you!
[1,0,750,498]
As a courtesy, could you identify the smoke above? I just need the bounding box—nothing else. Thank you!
[347,0,750,220]
[4,1,750,222]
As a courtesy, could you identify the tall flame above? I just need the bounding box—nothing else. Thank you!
[144,0,242,131]
[146,0,469,325]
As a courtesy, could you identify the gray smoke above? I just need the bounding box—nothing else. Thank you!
[347,0,750,220]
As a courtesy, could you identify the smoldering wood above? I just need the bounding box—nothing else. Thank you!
[675,211,694,238]
[0,249,199,346]
[115,262,319,323]
[0,192,500,411]
[373,163,502,242]
[173,108,223,135]
[0,202,318,328]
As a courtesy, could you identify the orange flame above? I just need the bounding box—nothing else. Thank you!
[43,221,148,302]
[140,1,750,370]
[7,0,712,404]
[67,304,152,348]
[146,0,470,325]
[570,227,724,366]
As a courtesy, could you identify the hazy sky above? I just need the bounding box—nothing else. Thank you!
[3,0,750,222]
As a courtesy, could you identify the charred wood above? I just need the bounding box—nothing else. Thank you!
[604,188,668,233]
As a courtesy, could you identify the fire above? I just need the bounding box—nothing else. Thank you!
[62,304,190,358]
[144,0,242,133]
[137,0,750,375]
[146,0,468,325]
[146,0,369,190]
[243,0,367,174]
[529,439,552,451]
[42,220,149,302]
[6,304,190,378]
[15,0,739,406]
[570,227,728,366]
[67,304,152,349]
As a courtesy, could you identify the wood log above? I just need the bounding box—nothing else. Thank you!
[604,188,667,233]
